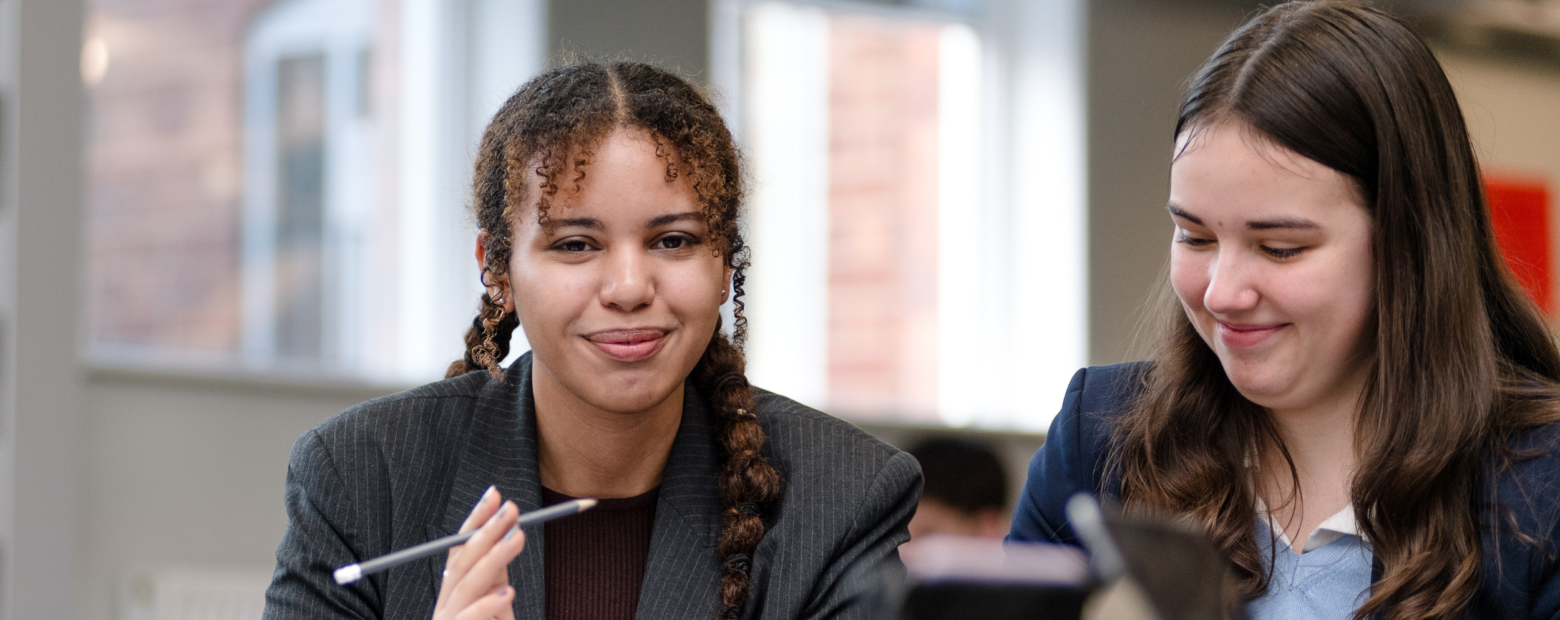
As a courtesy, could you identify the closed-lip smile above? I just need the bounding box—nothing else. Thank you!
[1216,321,1286,348]
[584,328,670,362]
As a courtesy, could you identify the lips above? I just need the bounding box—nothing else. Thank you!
[584,328,670,362]
[1216,321,1286,349]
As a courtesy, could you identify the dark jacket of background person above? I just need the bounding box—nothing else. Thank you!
[1009,363,1560,620]
[263,353,922,620]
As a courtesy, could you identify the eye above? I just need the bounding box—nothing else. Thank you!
[654,233,701,251]
[552,238,595,253]
[1176,231,1214,247]
[1262,245,1306,259]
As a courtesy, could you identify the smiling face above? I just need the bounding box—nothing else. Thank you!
[1168,122,1375,416]
[502,127,730,415]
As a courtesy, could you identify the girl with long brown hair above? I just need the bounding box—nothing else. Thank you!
[263,60,920,620]
[1010,2,1560,619]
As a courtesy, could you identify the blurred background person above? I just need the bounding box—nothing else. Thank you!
[907,438,1009,539]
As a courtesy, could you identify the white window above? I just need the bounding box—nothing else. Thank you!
[713,0,1086,430]
[238,0,544,381]
[242,0,378,370]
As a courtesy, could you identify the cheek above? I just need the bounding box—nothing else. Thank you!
[509,261,595,336]
[1286,253,1372,326]
[664,259,727,317]
[1169,248,1210,312]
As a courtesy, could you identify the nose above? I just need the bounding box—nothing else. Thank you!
[1202,248,1260,315]
[599,247,655,312]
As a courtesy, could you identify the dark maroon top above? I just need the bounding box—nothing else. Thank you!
[541,485,659,620]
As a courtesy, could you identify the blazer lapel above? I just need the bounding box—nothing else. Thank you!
[436,354,547,619]
[634,383,724,620]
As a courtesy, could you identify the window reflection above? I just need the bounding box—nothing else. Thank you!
[274,54,328,360]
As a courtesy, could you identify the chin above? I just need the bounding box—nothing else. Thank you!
[1220,364,1291,407]
[584,377,684,415]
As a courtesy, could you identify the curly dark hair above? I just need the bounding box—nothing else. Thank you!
[444,60,783,619]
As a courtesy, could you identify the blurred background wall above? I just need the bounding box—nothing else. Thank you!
[2,0,1558,617]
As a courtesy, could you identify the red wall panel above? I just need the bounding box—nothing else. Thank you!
[1486,175,1553,315]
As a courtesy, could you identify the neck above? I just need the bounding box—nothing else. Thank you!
[531,365,683,499]
[1266,393,1359,483]
[1257,382,1362,550]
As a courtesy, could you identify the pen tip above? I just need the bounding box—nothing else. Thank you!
[578,498,598,511]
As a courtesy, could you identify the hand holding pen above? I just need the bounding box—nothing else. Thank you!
[332,485,595,619]
[433,486,529,620]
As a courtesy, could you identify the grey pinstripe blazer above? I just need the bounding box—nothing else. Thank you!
[263,353,922,620]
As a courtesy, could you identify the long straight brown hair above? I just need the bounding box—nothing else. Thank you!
[1111,2,1560,619]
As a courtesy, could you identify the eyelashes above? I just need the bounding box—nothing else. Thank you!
[1176,232,1214,247]
[1175,232,1308,259]
[548,232,705,254]
[1263,246,1304,259]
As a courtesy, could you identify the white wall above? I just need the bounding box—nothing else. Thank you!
[3,1,88,619]
[77,371,391,620]
[1083,0,1252,366]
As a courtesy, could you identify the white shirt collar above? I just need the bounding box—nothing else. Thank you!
[1254,497,1360,553]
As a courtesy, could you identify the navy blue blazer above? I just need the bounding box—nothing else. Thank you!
[1009,363,1560,619]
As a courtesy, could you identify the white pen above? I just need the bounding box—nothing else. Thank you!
[333,498,598,585]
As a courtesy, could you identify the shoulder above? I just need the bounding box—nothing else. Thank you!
[750,387,917,484]
[1008,363,1148,545]
[1063,362,1151,415]
[290,371,497,477]
[1479,421,1560,618]
[749,387,921,522]
[1489,421,1560,533]
[311,371,489,438]
[1050,362,1151,457]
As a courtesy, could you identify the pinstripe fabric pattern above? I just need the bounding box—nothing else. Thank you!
[263,353,922,620]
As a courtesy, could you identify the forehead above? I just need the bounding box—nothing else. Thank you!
[516,128,700,226]
[1170,123,1364,225]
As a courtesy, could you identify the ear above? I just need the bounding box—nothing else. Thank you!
[476,230,515,313]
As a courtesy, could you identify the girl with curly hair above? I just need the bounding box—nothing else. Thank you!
[263,60,920,620]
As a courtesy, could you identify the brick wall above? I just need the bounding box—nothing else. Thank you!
[86,0,273,351]
[825,15,942,422]
[85,0,401,358]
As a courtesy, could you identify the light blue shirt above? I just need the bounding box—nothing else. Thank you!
[1247,513,1373,620]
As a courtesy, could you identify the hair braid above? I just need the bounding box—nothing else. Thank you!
[445,290,520,380]
[692,318,781,619]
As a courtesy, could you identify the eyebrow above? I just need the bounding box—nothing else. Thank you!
[648,212,704,228]
[550,217,605,231]
[1166,204,1203,225]
[1246,217,1320,231]
[547,212,703,232]
[1166,204,1320,231]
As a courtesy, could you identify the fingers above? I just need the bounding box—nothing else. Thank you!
[460,486,502,535]
[438,486,503,610]
[454,584,515,620]
[435,494,527,619]
[449,501,526,606]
